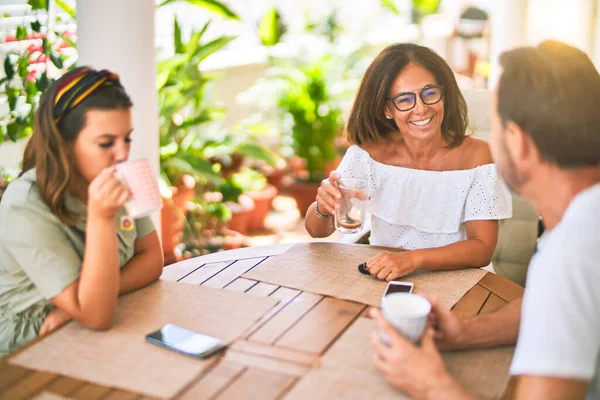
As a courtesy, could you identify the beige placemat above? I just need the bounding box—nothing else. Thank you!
[243,243,487,308]
[285,318,514,400]
[10,280,279,399]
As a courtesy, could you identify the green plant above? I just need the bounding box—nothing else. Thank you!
[202,123,280,176]
[0,168,18,201]
[231,168,267,193]
[378,0,442,25]
[258,7,285,46]
[0,0,76,144]
[304,9,343,44]
[272,54,345,182]
[180,195,233,256]
[217,175,244,203]
[156,0,241,188]
[157,8,279,190]
[158,0,240,20]
[157,15,236,187]
[411,0,441,24]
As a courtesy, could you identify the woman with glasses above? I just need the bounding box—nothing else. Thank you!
[305,43,512,280]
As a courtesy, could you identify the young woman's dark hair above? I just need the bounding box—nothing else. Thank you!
[346,43,468,147]
[21,66,133,224]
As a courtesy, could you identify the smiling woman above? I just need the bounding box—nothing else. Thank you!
[305,43,512,281]
[0,67,164,357]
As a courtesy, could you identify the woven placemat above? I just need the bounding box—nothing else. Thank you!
[244,243,487,308]
[285,318,514,400]
[10,280,279,399]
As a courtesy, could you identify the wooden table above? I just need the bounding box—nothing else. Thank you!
[0,243,524,400]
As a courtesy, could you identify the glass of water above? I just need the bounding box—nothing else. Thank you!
[334,177,368,234]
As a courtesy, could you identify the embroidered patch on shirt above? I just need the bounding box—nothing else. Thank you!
[120,215,135,231]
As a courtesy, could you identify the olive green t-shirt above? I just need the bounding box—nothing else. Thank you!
[0,169,155,356]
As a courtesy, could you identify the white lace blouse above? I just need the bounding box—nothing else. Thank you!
[336,145,513,250]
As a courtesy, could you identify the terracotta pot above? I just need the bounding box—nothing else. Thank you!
[221,229,245,251]
[226,195,255,235]
[265,167,286,191]
[160,196,185,266]
[171,174,196,210]
[324,157,342,177]
[289,180,320,217]
[288,156,307,175]
[246,184,278,231]
[227,210,248,234]
[263,160,288,191]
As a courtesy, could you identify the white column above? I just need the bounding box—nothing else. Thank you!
[488,0,528,87]
[76,0,160,229]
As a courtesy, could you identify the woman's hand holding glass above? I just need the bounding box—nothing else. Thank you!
[87,167,131,220]
[315,171,342,217]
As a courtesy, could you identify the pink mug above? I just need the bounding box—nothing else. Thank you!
[115,159,162,218]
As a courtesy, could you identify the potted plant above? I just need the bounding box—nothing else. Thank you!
[231,167,277,231]
[271,54,346,216]
[178,194,244,258]
[203,122,281,177]
[218,174,254,235]
[157,15,235,259]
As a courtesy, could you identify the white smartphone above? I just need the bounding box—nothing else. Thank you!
[146,324,227,360]
[383,281,414,297]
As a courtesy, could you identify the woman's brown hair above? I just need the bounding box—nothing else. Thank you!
[21,66,133,224]
[346,43,468,147]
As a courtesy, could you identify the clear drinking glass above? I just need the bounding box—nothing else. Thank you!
[334,177,368,234]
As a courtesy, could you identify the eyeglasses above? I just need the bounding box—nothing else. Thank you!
[387,85,444,112]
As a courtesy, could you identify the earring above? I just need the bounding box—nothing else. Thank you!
[385,115,392,119]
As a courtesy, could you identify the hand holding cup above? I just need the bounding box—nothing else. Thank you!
[315,171,342,217]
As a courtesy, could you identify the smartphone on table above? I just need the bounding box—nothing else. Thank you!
[146,324,227,359]
[383,281,414,297]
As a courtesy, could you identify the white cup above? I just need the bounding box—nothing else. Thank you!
[115,159,162,218]
[380,293,431,344]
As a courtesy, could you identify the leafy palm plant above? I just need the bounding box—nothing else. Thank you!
[158,0,240,20]
[158,13,280,189]
[157,16,235,187]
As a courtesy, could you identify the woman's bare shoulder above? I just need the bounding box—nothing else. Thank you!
[357,142,383,159]
[456,137,493,169]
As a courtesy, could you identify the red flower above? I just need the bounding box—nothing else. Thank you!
[26,70,37,82]
[26,44,43,54]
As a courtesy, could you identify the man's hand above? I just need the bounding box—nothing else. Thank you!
[39,308,72,336]
[370,308,472,400]
[427,297,467,351]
